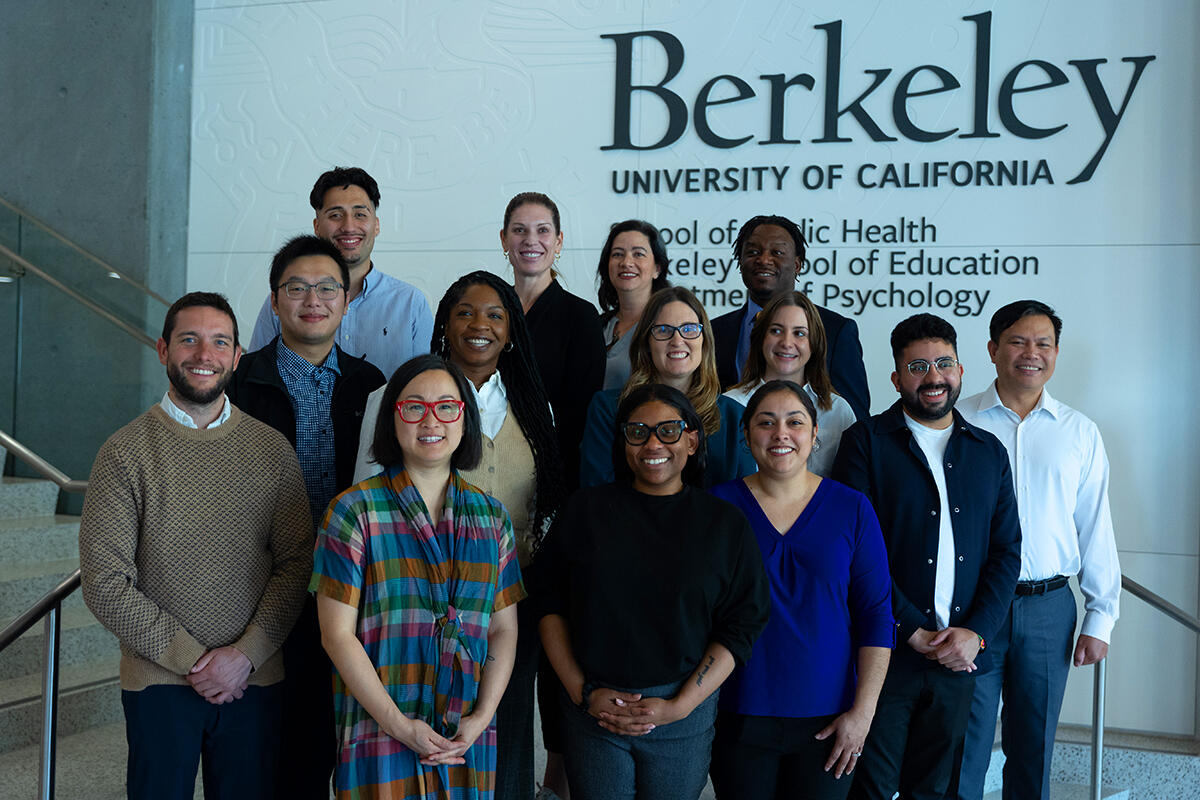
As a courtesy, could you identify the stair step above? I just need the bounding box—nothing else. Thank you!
[0,514,81,565]
[0,721,204,799]
[984,783,1129,799]
[0,606,118,680]
[0,658,121,753]
[0,478,59,520]
[0,559,83,619]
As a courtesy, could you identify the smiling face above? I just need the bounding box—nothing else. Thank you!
[648,300,703,388]
[500,202,562,281]
[762,304,810,382]
[745,388,817,477]
[623,399,698,496]
[313,184,380,272]
[892,338,963,427]
[608,230,660,296]
[988,313,1058,398]
[445,283,510,383]
[393,369,465,471]
[738,223,800,306]
[156,305,242,408]
[271,254,347,352]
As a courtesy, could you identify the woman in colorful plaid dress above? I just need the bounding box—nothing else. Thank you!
[313,355,525,799]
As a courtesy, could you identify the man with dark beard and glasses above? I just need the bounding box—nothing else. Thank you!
[832,313,1021,800]
[79,292,312,799]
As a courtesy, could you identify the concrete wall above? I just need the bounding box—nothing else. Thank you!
[0,1,193,496]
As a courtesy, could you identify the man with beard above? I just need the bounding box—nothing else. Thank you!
[248,166,433,378]
[79,292,312,799]
[711,214,871,419]
[956,301,1120,800]
[228,235,385,799]
[832,313,1021,800]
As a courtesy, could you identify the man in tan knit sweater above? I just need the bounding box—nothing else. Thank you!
[79,292,312,800]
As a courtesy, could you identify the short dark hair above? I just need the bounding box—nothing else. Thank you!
[595,219,671,316]
[162,291,239,348]
[503,191,560,233]
[371,355,483,471]
[309,167,380,211]
[890,313,958,361]
[740,379,817,434]
[612,383,707,488]
[732,215,807,265]
[269,235,350,295]
[989,299,1063,344]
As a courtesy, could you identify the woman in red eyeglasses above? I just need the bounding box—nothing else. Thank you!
[314,354,525,799]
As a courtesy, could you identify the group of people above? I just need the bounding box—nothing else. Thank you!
[77,166,1120,800]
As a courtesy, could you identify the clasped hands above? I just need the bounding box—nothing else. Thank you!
[908,626,980,672]
[388,713,491,767]
[187,646,252,704]
[583,687,687,736]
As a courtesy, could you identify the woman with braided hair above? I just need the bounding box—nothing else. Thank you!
[353,270,566,799]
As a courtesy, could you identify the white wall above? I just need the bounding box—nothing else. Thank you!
[190,0,1200,735]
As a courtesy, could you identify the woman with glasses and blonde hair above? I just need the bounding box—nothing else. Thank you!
[723,290,857,476]
[579,286,756,487]
[314,355,525,799]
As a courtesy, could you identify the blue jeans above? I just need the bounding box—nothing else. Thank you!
[957,584,1076,800]
[560,680,718,800]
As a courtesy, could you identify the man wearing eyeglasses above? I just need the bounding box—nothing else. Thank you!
[247,167,433,378]
[955,301,1119,800]
[832,313,1021,800]
[228,234,385,799]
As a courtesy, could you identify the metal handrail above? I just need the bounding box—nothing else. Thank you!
[0,195,171,307]
[0,434,87,800]
[1088,573,1200,800]
[0,242,156,350]
[0,429,89,493]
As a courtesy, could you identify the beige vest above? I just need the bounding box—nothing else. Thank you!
[460,403,537,566]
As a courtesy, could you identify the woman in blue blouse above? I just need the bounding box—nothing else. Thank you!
[708,380,894,799]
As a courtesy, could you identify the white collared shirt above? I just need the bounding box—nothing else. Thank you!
[960,382,1120,641]
[159,391,231,430]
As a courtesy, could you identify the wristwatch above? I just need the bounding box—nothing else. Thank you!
[578,681,597,712]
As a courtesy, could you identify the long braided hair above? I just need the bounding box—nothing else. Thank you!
[431,270,567,549]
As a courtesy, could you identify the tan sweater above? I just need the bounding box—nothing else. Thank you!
[460,403,538,566]
[79,405,313,690]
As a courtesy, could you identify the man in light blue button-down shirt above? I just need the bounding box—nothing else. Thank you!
[249,167,433,378]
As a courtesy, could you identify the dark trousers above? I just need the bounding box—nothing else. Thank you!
[495,598,539,800]
[275,595,336,800]
[122,682,282,800]
[710,711,852,800]
[957,586,1076,800]
[848,666,975,800]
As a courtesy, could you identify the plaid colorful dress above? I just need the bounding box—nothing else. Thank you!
[312,467,526,799]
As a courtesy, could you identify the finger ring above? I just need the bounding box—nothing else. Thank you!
[853,752,862,757]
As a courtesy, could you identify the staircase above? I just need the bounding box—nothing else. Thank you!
[0,443,123,790]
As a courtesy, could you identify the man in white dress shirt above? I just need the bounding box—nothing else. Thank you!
[956,300,1121,800]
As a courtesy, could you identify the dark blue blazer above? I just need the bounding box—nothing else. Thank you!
[712,302,871,420]
[831,401,1021,671]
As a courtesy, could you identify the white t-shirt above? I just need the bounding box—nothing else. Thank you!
[904,414,955,629]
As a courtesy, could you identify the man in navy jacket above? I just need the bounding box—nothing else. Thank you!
[833,313,1021,800]
[711,214,871,419]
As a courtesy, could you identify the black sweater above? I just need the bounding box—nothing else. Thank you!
[537,483,770,689]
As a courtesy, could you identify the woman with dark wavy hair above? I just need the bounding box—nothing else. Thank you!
[538,384,769,799]
[353,271,565,799]
[594,219,671,391]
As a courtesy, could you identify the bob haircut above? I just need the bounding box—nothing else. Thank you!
[371,355,483,472]
[612,383,707,489]
[623,286,722,436]
[740,379,818,434]
[595,219,671,317]
[733,290,835,410]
